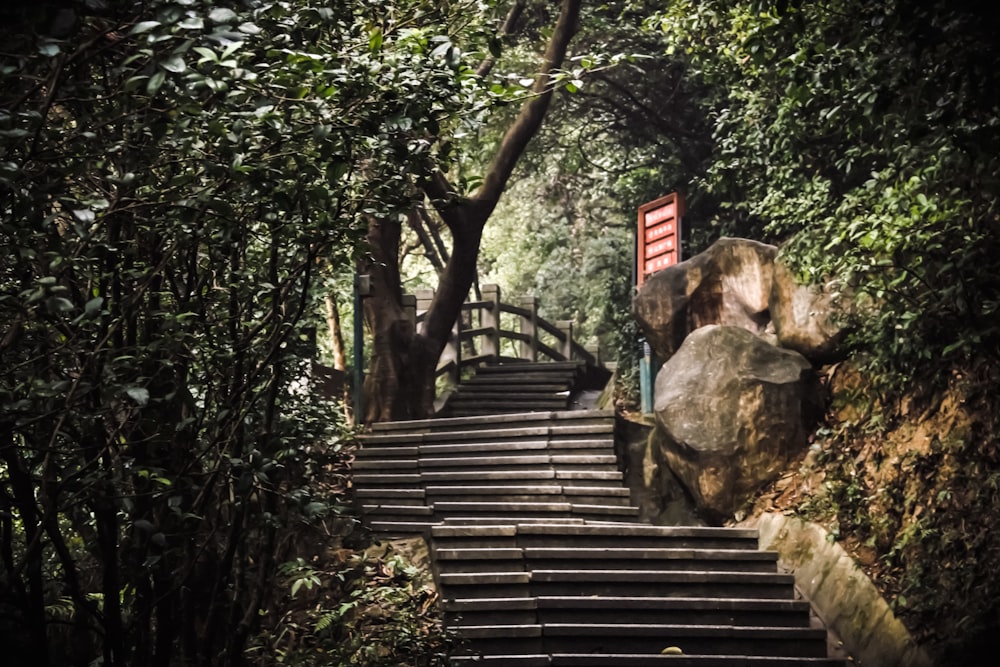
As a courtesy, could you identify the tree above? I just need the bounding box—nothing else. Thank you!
[362,0,584,421]
[0,0,464,664]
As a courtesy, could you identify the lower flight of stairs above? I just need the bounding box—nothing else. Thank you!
[354,407,846,666]
[438,523,843,666]
[354,410,636,536]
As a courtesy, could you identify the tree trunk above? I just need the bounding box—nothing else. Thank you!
[324,294,347,371]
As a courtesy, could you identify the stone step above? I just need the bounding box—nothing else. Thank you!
[368,409,614,434]
[450,657,844,667]
[426,484,626,496]
[548,656,845,667]
[437,568,794,600]
[446,396,571,406]
[519,547,778,572]
[443,596,813,628]
[451,624,827,658]
[355,438,616,461]
[430,522,754,548]
[435,546,774,576]
[426,486,632,506]
[420,470,624,485]
[474,361,585,373]
[368,520,437,536]
[359,423,615,447]
[354,488,425,501]
[457,384,572,393]
[428,503,640,524]
[527,570,795,600]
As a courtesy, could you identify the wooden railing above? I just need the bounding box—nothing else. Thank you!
[402,284,602,384]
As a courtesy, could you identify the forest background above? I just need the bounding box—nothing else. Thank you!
[1,0,999,665]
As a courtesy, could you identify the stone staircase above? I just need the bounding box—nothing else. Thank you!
[354,368,846,665]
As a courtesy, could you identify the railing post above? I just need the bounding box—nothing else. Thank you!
[585,343,601,366]
[518,295,538,361]
[556,320,574,361]
[402,294,416,331]
[415,288,434,321]
[481,284,501,362]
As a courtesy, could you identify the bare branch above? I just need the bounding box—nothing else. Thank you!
[476,0,527,79]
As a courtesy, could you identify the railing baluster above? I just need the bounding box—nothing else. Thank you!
[556,320,574,361]
[481,284,501,362]
[518,295,538,361]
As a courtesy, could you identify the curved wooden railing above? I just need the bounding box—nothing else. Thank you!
[403,284,602,384]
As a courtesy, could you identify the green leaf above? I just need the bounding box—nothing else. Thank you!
[84,296,104,318]
[160,55,186,73]
[147,70,166,95]
[208,8,238,24]
[130,21,162,35]
[125,387,150,407]
[369,28,383,51]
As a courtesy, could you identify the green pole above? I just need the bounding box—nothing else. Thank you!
[639,338,653,414]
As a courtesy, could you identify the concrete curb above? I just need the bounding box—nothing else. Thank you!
[750,512,932,667]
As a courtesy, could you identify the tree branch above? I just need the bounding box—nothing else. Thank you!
[476,0,527,79]
[475,0,582,212]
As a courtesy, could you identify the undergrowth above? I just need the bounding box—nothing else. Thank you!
[792,362,1000,663]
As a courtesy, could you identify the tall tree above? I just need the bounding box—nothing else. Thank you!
[362,0,584,421]
[0,0,468,663]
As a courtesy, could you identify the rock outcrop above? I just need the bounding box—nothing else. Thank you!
[633,237,777,360]
[653,325,822,521]
[769,260,845,361]
[633,236,845,364]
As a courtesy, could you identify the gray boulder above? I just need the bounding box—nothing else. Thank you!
[633,237,777,360]
[653,325,823,522]
[769,260,845,361]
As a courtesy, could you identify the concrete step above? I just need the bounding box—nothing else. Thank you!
[533,596,812,627]
[359,423,615,447]
[528,569,794,598]
[420,470,624,485]
[519,547,779,572]
[429,522,757,550]
[548,657,845,667]
[473,361,585,372]
[442,595,812,628]
[457,384,572,393]
[450,624,827,658]
[367,409,614,434]
[450,657,845,667]
[525,569,795,600]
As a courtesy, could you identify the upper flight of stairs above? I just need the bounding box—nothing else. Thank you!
[437,360,609,417]
[353,363,846,666]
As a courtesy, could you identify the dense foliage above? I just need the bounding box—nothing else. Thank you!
[642,1,1000,660]
[654,0,1000,387]
[0,0,462,664]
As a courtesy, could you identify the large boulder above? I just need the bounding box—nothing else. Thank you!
[633,237,777,360]
[769,260,845,361]
[653,325,823,522]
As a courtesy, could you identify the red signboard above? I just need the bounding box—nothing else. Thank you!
[637,192,683,287]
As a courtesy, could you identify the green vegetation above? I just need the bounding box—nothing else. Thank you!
[0,0,457,664]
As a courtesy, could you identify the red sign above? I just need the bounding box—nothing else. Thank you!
[637,192,683,287]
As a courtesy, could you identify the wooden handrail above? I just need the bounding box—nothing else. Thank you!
[407,284,601,384]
